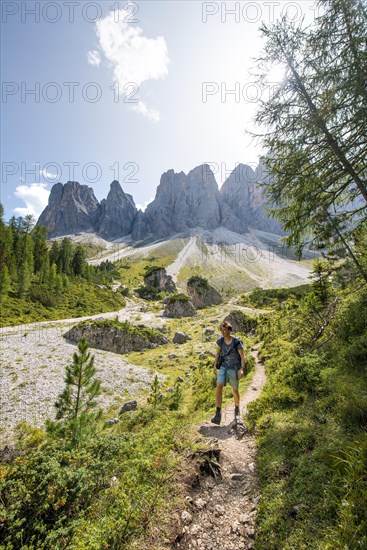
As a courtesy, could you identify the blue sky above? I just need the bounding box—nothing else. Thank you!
[1,0,317,220]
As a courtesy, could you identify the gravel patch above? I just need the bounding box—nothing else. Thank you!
[0,323,165,445]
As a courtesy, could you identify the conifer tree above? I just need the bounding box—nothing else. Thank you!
[72,244,86,276]
[46,336,102,448]
[147,375,162,409]
[15,232,34,297]
[310,259,332,306]
[0,265,12,304]
[39,251,50,284]
[32,224,48,274]
[168,379,183,411]
[49,263,57,286]
[59,238,73,275]
[49,241,60,270]
[252,0,367,281]
[0,206,16,279]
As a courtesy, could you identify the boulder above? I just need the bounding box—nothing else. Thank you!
[144,267,176,293]
[173,331,190,344]
[119,401,138,414]
[163,294,196,318]
[203,327,215,341]
[187,276,222,309]
[223,310,257,334]
[107,417,119,424]
[63,320,169,354]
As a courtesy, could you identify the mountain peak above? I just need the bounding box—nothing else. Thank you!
[37,181,100,237]
[110,180,123,192]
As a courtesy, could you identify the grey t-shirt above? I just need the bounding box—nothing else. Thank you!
[217,337,243,370]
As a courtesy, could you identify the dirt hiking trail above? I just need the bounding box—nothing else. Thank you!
[175,347,266,550]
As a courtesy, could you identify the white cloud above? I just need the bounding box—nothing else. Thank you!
[93,10,169,120]
[39,169,58,180]
[132,101,160,122]
[87,50,101,66]
[13,183,50,218]
[136,197,154,212]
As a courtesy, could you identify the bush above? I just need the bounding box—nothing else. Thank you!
[29,284,60,307]
[135,285,163,300]
[143,265,164,278]
[244,285,310,308]
[0,410,191,549]
[187,275,209,289]
[190,361,216,412]
[284,354,323,394]
[76,318,163,342]
[343,333,367,370]
[165,293,190,304]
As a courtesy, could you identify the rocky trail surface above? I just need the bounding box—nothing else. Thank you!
[175,347,266,550]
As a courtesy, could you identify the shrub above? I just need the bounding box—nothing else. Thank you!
[284,354,323,394]
[135,285,162,300]
[190,361,216,412]
[187,275,209,290]
[29,284,60,307]
[165,293,190,304]
[343,333,367,370]
[143,265,164,278]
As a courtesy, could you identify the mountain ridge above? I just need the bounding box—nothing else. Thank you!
[37,163,284,240]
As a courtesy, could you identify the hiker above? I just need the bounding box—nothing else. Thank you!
[211,320,246,425]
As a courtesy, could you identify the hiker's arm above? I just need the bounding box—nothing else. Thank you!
[238,348,246,378]
[213,346,221,375]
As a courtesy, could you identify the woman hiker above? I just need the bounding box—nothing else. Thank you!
[211,320,246,425]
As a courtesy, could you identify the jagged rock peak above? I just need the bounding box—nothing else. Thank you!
[144,164,221,239]
[220,164,284,235]
[37,180,100,238]
[97,180,138,239]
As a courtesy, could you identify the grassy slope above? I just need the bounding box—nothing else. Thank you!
[246,286,367,549]
[0,279,126,327]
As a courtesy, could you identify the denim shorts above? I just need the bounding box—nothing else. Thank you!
[217,366,239,390]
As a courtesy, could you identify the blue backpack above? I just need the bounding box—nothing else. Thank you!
[217,336,242,368]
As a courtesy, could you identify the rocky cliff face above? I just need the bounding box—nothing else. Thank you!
[37,162,284,240]
[220,164,284,235]
[37,181,101,237]
[144,164,221,239]
[97,181,137,239]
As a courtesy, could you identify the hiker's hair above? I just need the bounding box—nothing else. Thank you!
[219,320,232,332]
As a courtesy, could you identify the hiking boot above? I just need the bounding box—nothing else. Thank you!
[234,406,240,418]
[211,412,221,425]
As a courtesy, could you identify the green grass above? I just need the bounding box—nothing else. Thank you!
[0,279,126,327]
[247,285,367,549]
[114,252,177,291]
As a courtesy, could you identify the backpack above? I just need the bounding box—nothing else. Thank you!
[217,336,242,368]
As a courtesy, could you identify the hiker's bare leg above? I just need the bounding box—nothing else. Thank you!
[216,383,224,407]
[233,388,240,407]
